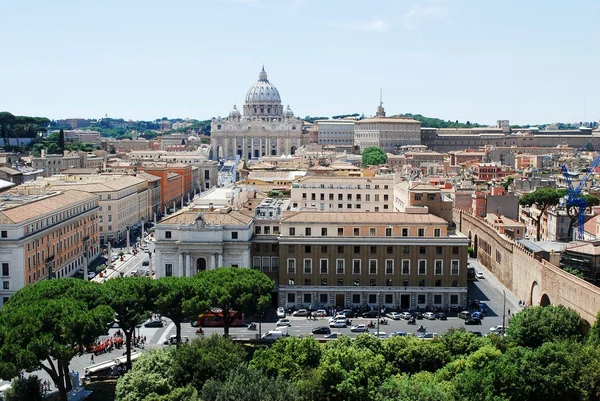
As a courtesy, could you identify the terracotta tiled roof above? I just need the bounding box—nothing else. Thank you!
[160,210,253,226]
[0,190,97,224]
[584,215,599,235]
[281,211,445,224]
[51,176,145,193]
[566,242,600,256]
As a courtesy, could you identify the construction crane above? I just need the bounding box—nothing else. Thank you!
[561,153,600,239]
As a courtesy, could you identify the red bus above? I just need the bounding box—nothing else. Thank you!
[191,310,245,327]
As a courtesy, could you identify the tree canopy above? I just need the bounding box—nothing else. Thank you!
[361,146,387,167]
[0,279,113,401]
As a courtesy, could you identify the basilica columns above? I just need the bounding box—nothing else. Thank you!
[178,253,184,277]
[185,254,191,276]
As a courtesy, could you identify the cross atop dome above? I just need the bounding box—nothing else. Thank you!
[258,66,268,82]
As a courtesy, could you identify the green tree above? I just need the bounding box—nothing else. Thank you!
[115,349,200,401]
[170,334,246,392]
[316,344,391,401]
[440,328,490,359]
[0,280,113,401]
[250,336,321,381]
[519,188,562,241]
[31,143,44,157]
[202,365,304,401]
[58,129,65,151]
[376,372,454,401]
[361,146,387,167]
[506,305,585,348]
[46,142,62,155]
[152,277,206,345]
[195,268,273,336]
[382,336,452,375]
[561,266,584,279]
[103,277,154,368]
[587,311,600,346]
[3,375,43,401]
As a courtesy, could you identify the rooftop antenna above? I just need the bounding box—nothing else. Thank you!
[379,87,383,108]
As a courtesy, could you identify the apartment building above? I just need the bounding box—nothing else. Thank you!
[137,172,162,220]
[0,190,100,306]
[153,210,254,278]
[277,211,469,310]
[137,166,183,214]
[252,198,288,284]
[473,163,510,182]
[62,130,101,143]
[31,151,105,177]
[354,116,421,153]
[290,175,395,212]
[394,181,453,222]
[47,176,148,245]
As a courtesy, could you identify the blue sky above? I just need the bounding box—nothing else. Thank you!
[1,0,599,125]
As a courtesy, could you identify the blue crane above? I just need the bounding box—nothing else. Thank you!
[561,154,600,239]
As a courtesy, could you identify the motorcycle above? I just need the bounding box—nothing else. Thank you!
[417,325,427,333]
[367,321,375,329]
[248,322,257,331]
[195,328,203,335]
[407,318,416,325]
[379,319,389,325]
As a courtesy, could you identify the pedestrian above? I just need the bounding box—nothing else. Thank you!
[90,354,94,363]
[508,309,511,316]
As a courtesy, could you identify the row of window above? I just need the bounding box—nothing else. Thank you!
[286,258,460,275]
[302,193,389,202]
[286,245,459,255]
[287,227,441,237]
[165,230,239,240]
[295,202,389,211]
[295,183,390,190]
[286,292,461,306]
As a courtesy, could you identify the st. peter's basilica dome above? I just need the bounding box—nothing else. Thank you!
[245,66,281,104]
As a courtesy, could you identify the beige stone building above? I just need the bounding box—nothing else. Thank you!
[277,211,468,310]
[394,181,454,223]
[22,175,148,245]
[354,113,421,153]
[290,174,395,212]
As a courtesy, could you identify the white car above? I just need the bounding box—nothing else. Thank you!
[350,324,369,332]
[163,335,189,345]
[276,307,286,318]
[372,332,387,339]
[476,271,485,279]
[292,309,308,317]
[489,325,506,334]
[386,312,402,320]
[329,319,347,328]
[423,312,436,320]
[400,312,412,320]
[87,271,96,279]
[276,319,291,327]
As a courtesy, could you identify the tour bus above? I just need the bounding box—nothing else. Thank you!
[191,309,245,327]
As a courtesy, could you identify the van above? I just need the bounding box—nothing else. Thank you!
[458,311,471,320]
[261,326,289,340]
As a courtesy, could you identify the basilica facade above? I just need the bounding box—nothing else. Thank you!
[210,67,305,160]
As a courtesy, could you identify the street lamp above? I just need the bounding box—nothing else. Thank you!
[502,290,506,330]
[377,292,381,337]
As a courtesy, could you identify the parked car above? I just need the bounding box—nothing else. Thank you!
[416,332,438,339]
[458,311,472,319]
[386,312,402,320]
[276,307,286,319]
[316,309,327,317]
[144,319,164,328]
[435,312,447,320]
[475,271,485,279]
[312,326,331,335]
[372,332,387,339]
[464,317,482,325]
[341,309,356,318]
[87,271,96,279]
[362,310,379,318]
[423,312,436,320]
[489,325,506,334]
[412,312,423,320]
[389,331,408,337]
[292,309,309,317]
[350,324,369,332]
[329,319,347,328]
[142,260,150,266]
[324,332,341,339]
[276,319,291,327]
[471,311,483,320]
[164,335,189,345]
[400,312,413,320]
